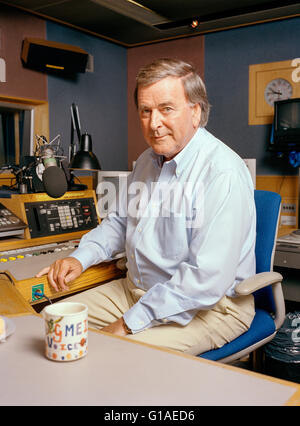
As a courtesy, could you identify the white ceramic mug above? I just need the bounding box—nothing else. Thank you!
[42,302,88,362]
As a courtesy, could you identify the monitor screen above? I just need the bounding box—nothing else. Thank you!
[271,98,300,152]
[0,105,33,166]
[276,99,300,130]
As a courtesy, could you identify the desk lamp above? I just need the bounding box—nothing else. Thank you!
[69,132,101,171]
[69,132,101,190]
[68,103,101,190]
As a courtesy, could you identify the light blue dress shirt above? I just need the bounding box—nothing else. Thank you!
[71,128,256,334]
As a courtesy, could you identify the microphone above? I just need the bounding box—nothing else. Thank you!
[41,147,68,198]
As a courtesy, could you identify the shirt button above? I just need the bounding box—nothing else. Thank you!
[162,318,168,323]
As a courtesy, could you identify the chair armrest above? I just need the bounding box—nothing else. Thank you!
[235,272,283,296]
[235,271,285,329]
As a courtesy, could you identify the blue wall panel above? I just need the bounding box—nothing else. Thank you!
[204,17,300,175]
[46,22,128,171]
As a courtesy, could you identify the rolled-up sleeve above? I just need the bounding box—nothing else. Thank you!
[71,213,127,271]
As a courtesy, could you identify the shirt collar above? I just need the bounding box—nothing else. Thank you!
[150,150,164,169]
[150,128,203,177]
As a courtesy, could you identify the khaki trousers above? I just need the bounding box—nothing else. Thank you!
[65,275,255,356]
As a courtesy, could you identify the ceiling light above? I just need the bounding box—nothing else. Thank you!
[190,20,199,29]
[91,0,170,26]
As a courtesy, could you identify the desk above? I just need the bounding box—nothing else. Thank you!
[1,314,300,406]
[274,231,300,302]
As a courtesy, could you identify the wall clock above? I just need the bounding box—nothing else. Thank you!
[249,60,300,125]
[264,78,293,106]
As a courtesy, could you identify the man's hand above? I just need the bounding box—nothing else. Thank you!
[36,257,83,292]
[101,317,130,336]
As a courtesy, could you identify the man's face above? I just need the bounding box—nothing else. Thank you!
[137,76,201,161]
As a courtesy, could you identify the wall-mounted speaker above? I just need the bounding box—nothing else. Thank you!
[21,38,89,74]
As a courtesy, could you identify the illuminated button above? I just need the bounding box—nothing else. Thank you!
[0,258,7,262]
[8,257,16,261]
[10,217,19,224]
[17,255,24,259]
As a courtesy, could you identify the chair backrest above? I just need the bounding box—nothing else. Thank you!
[253,190,281,312]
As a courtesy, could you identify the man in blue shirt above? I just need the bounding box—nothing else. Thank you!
[37,58,256,355]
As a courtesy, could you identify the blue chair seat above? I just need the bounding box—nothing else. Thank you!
[199,309,276,361]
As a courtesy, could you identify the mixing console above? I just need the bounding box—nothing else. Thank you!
[0,191,124,304]
[0,240,80,280]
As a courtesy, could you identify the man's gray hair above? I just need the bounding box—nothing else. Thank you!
[134,58,210,128]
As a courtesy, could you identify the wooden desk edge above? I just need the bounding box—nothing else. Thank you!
[277,228,297,238]
[0,275,36,317]
[0,260,124,306]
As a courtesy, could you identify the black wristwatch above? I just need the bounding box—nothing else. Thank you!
[123,318,132,334]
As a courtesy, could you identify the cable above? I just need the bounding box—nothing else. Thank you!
[289,151,300,168]
[0,272,53,304]
[0,271,15,285]
[33,290,52,304]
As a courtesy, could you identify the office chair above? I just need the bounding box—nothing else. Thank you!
[199,190,285,367]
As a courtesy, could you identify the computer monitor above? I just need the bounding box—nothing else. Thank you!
[96,170,131,218]
[269,98,300,152]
